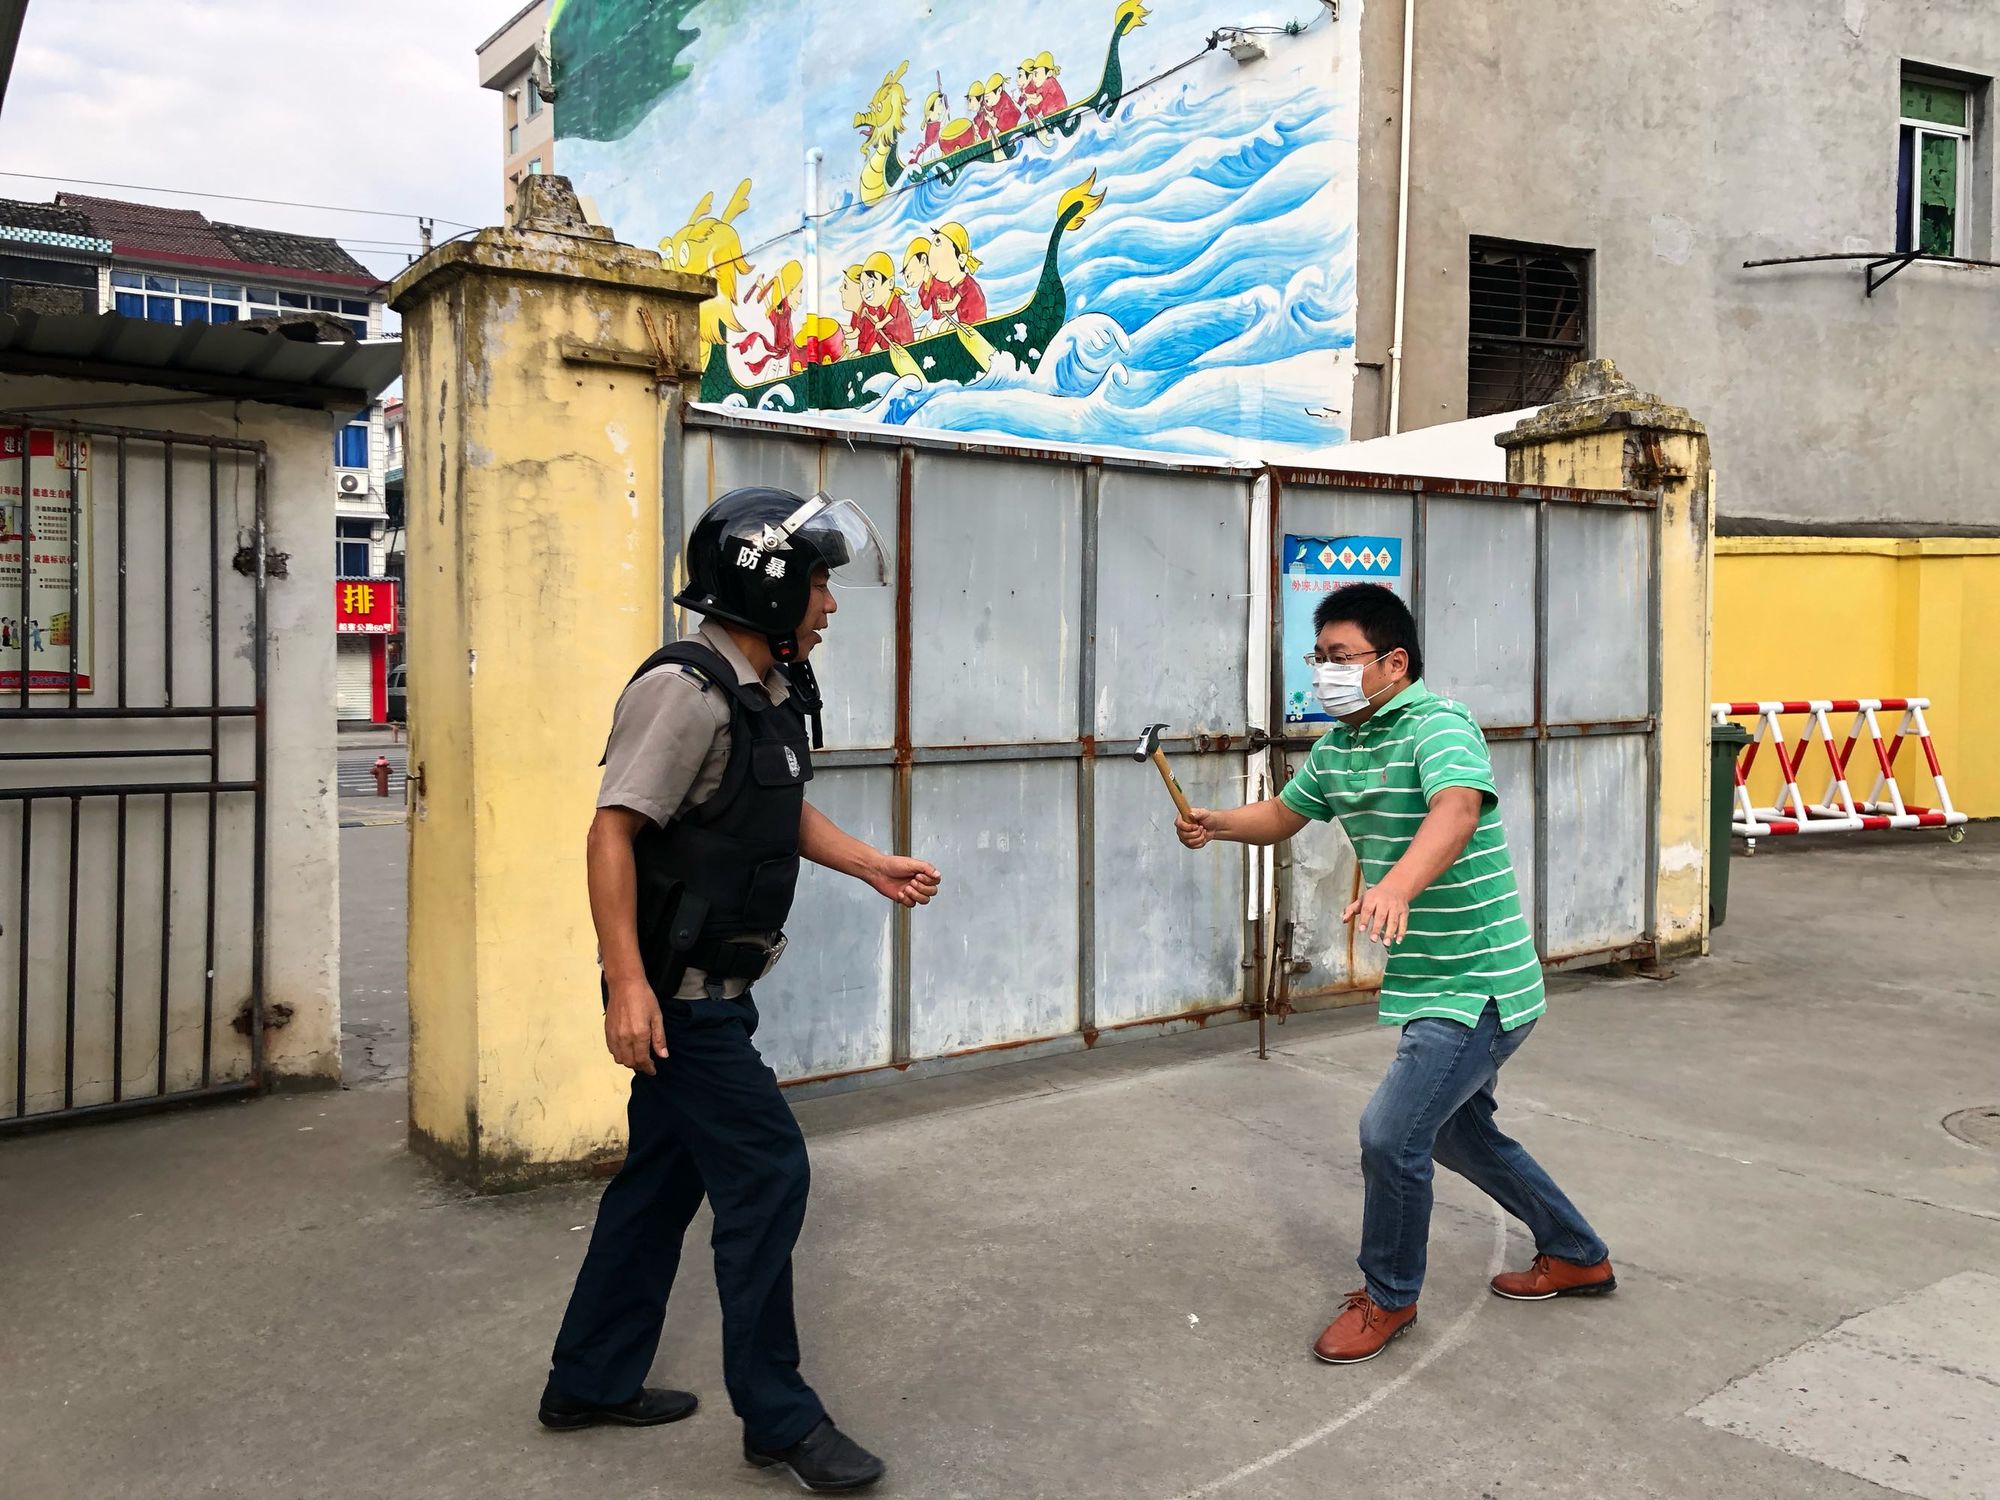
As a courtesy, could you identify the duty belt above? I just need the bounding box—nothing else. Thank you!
[680,931,788,983]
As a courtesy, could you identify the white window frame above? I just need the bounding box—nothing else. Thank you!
[336,518,375,578]
[1899,75,1974,257]
[110,269,373,337]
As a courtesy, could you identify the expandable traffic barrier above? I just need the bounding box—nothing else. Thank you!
[1711,698,1970,843]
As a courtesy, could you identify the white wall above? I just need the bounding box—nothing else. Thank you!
[0,375,345,1105]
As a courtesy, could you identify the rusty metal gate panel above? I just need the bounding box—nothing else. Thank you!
[1540,501,1656,955]
[1267,470,1659,1000]
[1090,468,1253,1029]
[1,417,268,1130]
[678,414,1260,1091]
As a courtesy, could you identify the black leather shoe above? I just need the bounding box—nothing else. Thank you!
[538,1379,698,1430]
[744,1418,886,1492]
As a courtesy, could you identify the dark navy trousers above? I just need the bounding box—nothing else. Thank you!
[549,991,827,1451]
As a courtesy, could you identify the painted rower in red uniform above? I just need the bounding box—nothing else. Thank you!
[928,222,987,329]
[855,253,916,354]
[1029,52,1067,117]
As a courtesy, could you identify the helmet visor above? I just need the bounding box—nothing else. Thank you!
[793,494,890,588]
[717,493,890,590]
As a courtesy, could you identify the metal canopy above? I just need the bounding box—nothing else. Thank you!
[0,310,402,410]
[1742,250,2000,298]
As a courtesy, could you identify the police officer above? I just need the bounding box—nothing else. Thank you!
[540,487,940,1493]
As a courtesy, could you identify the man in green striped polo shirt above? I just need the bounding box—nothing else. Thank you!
[1177,582,1613,1365]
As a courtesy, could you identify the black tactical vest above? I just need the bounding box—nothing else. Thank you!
[621,640,813,996]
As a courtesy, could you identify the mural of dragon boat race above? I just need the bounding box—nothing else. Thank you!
[552,0,1360,458]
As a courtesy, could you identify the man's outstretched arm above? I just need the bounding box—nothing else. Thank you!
[1176,797,1311,849]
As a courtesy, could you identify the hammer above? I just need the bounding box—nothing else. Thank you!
[1134,723,1194,822]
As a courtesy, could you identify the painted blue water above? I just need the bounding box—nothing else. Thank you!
[766,77,1356,456]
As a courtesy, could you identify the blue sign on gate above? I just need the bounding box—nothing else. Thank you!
[1281,534,1406,725]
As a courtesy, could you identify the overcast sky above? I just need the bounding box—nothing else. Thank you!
[1,0,511,285]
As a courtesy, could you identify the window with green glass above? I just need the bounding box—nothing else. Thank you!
[1898,72,1973,256]
[1902,79,1968,128]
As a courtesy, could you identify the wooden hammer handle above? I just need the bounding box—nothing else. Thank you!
[1151,748,1194,822]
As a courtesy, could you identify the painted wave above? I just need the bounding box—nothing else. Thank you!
[789,77,1356,456]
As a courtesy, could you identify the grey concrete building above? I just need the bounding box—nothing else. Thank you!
[1350,0,1998,530]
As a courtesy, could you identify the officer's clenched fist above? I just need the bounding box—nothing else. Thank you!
[867,854,942,908]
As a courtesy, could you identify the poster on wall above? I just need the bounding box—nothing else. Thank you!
[551,0,1360,462]
[0,427,92,694]
[1281,532,1402,726]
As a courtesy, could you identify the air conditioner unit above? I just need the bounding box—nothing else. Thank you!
[337,472,366,497]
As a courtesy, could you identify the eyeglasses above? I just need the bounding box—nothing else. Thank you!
[1302,650,1383,669]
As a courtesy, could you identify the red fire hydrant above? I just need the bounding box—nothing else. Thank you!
[372,755,392,798]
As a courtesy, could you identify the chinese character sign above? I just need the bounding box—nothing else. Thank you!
[1281,533,1405,725]
[334,579,397,634]
[0,428,93,693]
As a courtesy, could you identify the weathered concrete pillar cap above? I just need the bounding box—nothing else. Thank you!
[511,174,615,240]
[1496,357,1706,446]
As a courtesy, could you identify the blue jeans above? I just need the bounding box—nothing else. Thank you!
[1357,1000,1607,1309]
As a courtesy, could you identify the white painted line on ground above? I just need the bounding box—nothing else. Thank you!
[1168,1061,1509,1500]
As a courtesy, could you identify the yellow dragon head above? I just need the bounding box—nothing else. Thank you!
[853,60,910,142]
[852,61,909,205]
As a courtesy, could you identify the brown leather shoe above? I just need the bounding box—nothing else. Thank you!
[1312,1289,1418,1364]
[1490,1253,1617,1300]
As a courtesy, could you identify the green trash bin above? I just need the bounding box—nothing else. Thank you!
[1710,721,1753,927]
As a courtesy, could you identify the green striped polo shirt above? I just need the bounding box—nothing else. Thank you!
[1279,680,1545,1030]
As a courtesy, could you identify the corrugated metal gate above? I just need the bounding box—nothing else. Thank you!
[1266,468,1660,1002]
[1,417,269,1130]
[675,410,1656,1093]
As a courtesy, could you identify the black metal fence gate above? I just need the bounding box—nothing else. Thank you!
[1,415,268,1130]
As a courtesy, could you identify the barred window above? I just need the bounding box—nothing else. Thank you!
[1468,239,1590,418]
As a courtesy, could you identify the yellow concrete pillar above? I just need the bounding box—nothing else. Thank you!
[1498,359,1714,961]
[388,177,708,1188]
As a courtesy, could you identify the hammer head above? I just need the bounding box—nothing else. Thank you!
[1133,722,1168,759]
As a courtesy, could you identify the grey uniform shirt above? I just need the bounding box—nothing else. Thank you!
[597,620,792,1000]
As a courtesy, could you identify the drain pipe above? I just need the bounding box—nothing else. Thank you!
[803,147,825,322]
[1386,0,1416,434]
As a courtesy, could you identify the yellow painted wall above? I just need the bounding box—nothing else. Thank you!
[1714,539,2000,819]
[390,219,708,1187]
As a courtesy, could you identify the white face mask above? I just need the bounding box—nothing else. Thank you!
[1312,664,1392,724]
[1314,660,1372,717]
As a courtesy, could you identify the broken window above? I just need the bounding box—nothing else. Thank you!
[1898,74,1972,256]
[1467,239,1591,419]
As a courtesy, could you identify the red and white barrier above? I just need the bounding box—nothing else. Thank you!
[1712,698,1969,842]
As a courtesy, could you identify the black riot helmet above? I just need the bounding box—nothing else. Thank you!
[674,486,890,661]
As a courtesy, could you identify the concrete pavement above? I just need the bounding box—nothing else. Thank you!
[1,835,1995,1499]
[339,823,408,1090]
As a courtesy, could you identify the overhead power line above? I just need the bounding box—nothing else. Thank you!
[0,170,480,230]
